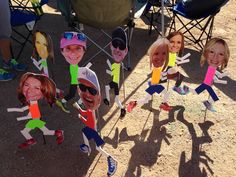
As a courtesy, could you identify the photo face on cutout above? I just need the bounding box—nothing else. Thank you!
[35,32,49,59]
[206,42,225,67]
[62,45,85,65]
[169,34,182,53]
[78,79,101,110]
[152,44,168,68]
[110,44,127,63]
[23,77,43,102]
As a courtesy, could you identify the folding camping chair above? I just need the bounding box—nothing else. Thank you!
[169,0,229,50]
[57,0,147,70]
[9,0,48,59]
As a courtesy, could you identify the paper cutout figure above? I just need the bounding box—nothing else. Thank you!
[31,30,63,99]
[127,38,173,112]
[56,31,87,113]
[31,30,54,77]
[163,31,191,95]
[104,27,128,117]
[73,67,117,176]
[184,38,230,112]
[7,72,64,149]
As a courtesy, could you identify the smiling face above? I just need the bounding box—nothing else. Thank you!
[206,42,226,67]
[62,45,85,65]
[151,44,168,68]
[169,34,183,53]
[35,32,49,59]
[110,44,128,63]
[22,77,43,102]
[78,79,101,110]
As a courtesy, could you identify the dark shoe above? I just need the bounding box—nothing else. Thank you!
[120,108,126,117]
[104,98,110,106]
[107,156,117,176]
[173,86,186,95]
[0,69,15,81]
[18,138,36,149]
[159,102,173,111]
[203,100,216,112]
[183,85,190,94]
[55,130,64,144]
[2,59,27,71]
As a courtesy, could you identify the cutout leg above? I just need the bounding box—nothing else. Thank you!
[105,85,110,102]
[40,126,55,135]
[20,127,32,140]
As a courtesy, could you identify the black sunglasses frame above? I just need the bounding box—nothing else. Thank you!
[78,84,98,96]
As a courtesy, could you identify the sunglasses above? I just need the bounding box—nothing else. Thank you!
[63,32,86,41]
[112,39,126,50]
[78,84,98,96]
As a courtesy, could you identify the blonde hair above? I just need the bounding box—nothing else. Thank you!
[18,72,56,106]
[200,37,230,70]
[147,37,169,71]
[32,30,55,63]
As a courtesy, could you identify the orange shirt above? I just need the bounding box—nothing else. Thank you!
[29,102,41,119]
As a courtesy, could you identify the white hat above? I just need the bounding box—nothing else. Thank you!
[78,67,100,93]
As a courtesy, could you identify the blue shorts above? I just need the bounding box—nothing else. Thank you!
[82,126,105,147]
[145,84,165,95]
[195,83,219,102]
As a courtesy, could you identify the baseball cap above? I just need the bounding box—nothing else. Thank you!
[111,27,127,50]
[78,67,100,94]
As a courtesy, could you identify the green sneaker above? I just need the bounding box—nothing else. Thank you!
[56,99,70,113]
[2,59,27,71]
[0,69,15,81]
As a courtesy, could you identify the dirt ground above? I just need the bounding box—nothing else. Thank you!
[1,1,236,177]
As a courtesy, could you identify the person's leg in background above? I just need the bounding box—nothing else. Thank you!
[0,0,27,82]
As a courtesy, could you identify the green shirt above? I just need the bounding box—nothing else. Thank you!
[41,59,48,68]
[112,63,121,85]
[70,64,79,84]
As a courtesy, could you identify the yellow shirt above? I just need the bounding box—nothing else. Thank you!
[168,52,177,67]
[112,63,121,85]
[151,67,162,85]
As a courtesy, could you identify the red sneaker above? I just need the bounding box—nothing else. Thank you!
[127,101,137,113]
[55,130,64,145]
[159,102,173,111]
[18,138,36,149]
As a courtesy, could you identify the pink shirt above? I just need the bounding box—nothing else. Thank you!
[203,66,216,86]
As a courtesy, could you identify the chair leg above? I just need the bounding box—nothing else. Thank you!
[149,9,154,35]
[16,31,32,59]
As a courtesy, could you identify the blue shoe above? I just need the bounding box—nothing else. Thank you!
[2,59,27,71]
[173,86,188,95]
[203,100,216,112]
[79,144,91,154]
[0,69,15,81]
[183,85,190,94]
[107,156,117,176]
